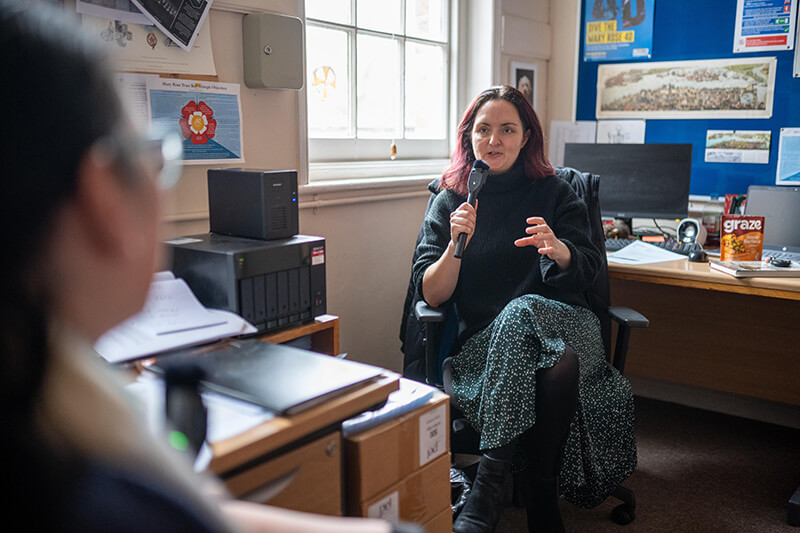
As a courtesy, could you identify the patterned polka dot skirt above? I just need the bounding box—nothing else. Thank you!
[451,294,637,508]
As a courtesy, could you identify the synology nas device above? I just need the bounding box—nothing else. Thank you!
[208,168,299,240]
[167,234,326,332]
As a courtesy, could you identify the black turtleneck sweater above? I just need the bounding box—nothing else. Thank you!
[412,163,603,345]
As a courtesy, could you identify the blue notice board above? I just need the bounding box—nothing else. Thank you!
[576,0,800,196]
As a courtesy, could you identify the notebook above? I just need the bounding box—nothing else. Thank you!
[709,259,800,278]
[149,340,383,416]
[744,185,800,262]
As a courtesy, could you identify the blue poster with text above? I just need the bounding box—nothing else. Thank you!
[584,0,656,62]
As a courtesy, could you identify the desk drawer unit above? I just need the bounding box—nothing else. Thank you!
[611,279,800,405]
[224,431,342,516]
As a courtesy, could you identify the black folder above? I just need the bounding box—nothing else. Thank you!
[150,339,383,415]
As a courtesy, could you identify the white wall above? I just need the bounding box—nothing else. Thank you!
[298,197,429,370]
[547,0,582,124]
[162,3,304,236]
[498,0,552,129]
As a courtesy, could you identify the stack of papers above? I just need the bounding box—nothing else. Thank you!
[95,272,256,364]
[341,379,437,437]
[606,240,687,265]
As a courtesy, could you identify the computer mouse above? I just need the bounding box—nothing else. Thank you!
[687,250,708,263]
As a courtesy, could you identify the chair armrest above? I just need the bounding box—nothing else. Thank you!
[415,300,446,322]
[415,300,446,386]
[606,306,649,375]
[608,306,649,329]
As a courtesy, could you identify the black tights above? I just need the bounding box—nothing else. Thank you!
[485,347,579,475]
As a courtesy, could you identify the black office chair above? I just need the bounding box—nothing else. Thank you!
[399,166,649,525]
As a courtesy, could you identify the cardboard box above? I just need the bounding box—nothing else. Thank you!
[347,452,451,524]
[345,388,450,503]
[422,506,453,533]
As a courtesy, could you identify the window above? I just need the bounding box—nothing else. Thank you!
[305,0,451,180]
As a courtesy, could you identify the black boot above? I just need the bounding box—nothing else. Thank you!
[452,455,509,533]
[522,474,564,533]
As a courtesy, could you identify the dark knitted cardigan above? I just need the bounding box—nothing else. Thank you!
[412,162,603,346]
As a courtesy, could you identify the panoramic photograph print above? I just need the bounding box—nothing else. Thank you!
[596,57,776,119]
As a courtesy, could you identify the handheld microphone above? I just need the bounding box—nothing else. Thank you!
[164,364,207,458]
[454,159,490,259]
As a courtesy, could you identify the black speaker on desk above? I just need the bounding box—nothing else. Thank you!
[208,168,298,240]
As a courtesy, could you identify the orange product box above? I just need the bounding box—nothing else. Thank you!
[720,215,764,261]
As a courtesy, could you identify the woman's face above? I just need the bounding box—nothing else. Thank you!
[103,128,167,326]
[470,98,530,174]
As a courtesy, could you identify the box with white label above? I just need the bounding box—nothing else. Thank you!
[347,452,451,524]
[344,388,450,506]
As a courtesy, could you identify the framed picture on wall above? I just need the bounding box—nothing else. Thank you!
[596,57,777,119]
[510,61,537,107]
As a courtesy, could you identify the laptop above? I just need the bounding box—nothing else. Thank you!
[149,339,383,416]
[744,185,800,262]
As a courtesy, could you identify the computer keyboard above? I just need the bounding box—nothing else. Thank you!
[657,240,703,255]
[604,238,703,256]
[604,238,632,252]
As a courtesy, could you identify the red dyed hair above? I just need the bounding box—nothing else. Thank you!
[440,85,553,196]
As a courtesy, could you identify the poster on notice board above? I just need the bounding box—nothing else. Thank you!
[584,0,655,62]
[147,78,244,165]
[733,0,797,53]
[776,128,800,185]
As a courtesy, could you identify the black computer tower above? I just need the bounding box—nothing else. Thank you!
[208,168,299,240]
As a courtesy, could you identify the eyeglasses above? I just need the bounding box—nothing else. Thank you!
[99,123,184,190]
[139,123,184,190]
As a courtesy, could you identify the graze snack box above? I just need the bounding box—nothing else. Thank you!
[720,215,764,261]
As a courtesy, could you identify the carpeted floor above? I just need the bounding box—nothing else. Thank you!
[495,396,800,532]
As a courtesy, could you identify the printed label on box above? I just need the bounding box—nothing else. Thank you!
[419,403,446,467]
[367,491,399,522]
[311,246,325,265]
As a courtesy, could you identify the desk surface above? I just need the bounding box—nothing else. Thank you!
[609,258,800,301]
[608,258,800,406]
[208,371,400,475]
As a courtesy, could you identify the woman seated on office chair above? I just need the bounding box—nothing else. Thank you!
[413,85,636,533]
[0,3,419,532]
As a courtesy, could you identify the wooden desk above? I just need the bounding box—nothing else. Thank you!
[208,372,399,516]
[259,314,340,356]
[608,259,800,406]
[203,315,399,516]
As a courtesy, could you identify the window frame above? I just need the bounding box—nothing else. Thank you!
[304,0,454,183]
